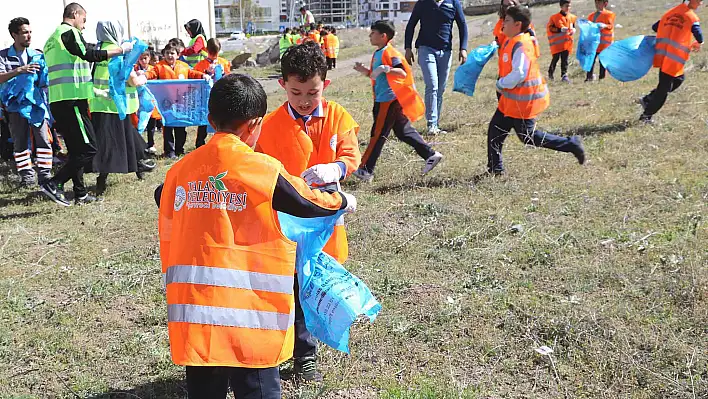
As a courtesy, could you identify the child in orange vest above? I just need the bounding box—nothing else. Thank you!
[193,38,232,148]
[323,27,340,69]
[256,41,360,382]
[352,20,443,183]
[546,0,577,82]
[155,74,356,399]
[145,43,208,159]
[135,48,161,154]
[585,0,616,81]
[490,6,584,175]
[638,0,703,123]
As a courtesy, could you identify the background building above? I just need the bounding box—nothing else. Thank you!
[215,0,281,34]
[358,0,417,26]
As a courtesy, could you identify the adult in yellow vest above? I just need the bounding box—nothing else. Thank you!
[40,2,131,207]
[156,74,356,398]
[489,5,585,174]
[89,20,154,200]
[182,19,208,67]
[279,28,294,58]
[639,0,703,123]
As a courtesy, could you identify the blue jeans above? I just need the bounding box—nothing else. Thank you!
[418,46,452,128]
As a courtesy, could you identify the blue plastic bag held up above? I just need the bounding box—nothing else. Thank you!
[146,79,212,127]
[599,35,657,82]
[277,210,381,353]
[108,37,149,120]
[453,42,498,96]
[576,19,601,72]
[0,52,51,127]
[136,85,157,132]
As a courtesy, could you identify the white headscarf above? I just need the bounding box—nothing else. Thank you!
[96,20,124,46]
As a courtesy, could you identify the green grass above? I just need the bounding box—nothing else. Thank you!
[1,0,706,398]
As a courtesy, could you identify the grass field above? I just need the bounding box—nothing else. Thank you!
[0,0,706,398]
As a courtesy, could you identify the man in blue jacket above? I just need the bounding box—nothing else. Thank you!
[0,17,52,188]
[404,0,468,135]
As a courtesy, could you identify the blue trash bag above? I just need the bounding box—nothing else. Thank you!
[453,42,499,96]
[108,37,149,120]
[576,19,601,72]
[599,35,657,82]
[136,85,157,133]
[0,52,50,127]
[277,210,382,354]
[146,79,211,127]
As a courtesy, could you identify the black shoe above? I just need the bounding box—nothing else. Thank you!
[75,194,98,205]
[138,158,157,173]
[40,181,71,207]
[294,357,323,383]
[639,114,654,124]
[636,97,649,111]
[165,152,178,160]
[570,136,585,165]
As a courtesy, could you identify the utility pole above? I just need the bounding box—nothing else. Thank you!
[240,0,244,31]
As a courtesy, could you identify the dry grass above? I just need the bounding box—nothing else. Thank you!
[1,0,706,398]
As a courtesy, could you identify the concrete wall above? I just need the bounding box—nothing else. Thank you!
[1,0,214,51]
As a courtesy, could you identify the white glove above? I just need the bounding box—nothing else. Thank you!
[598,23,608,29]
[120,41,134,54]
[93,88,109,98]
[370,65,391,79]
[301,163,342,185]
[341,191,357,213]
[203,74,212,82]
[560,27,568,33]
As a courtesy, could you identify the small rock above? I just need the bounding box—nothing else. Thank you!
[510,224,524,234]
[446,296,455,304]
[535,346,554,356]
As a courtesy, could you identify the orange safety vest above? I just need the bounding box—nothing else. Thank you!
[498,34,550,120]
[146,60,205,80]
[323,34,339,58]
[547,12,576,55]
[308,31,320,44]
[653,3,700,77]
[495,19,540,57]
[159,132,297,368]
[257,100,360,263]
[194,57,232,76]
[370,44,425,122]
[588,9,616,52]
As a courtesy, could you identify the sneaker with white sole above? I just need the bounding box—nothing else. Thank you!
[40,181,71,207]
[422,151,443,175]
[352,168,374,183]
[427,125,447,135]
[145,146,158,155]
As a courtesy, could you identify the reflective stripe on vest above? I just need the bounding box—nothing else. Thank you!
[44,24,94,103]
[168,304,294,331]
[656,37,691,54]
[166,265,294,294]
[501,88,549,102]
[655,49,687,65]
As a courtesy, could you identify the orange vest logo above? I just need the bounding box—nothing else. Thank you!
[178,171,248,212]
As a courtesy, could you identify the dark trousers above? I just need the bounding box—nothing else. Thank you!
[327,57,336,69]
[196,125,209,148]
[163,126,187,156]
[361,100,435,173]
[588,53,606,80]
[642,71,685,117]
[186,366,281,399]
[549,50,569,78]
[49,99,97,197]
[293,278,316,359]
[487,109,578,173]
[145,117,162,148]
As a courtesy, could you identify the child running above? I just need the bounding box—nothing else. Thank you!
[256,41,361,382]
[352,20,443,182]
[193,38,231,148]
[489,5,585,175]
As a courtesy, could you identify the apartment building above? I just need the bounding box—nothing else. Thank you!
[280,0,355,26]
[358,0,417,26]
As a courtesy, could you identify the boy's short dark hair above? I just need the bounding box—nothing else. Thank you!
[560,0,571,6]
[168,37,185,51]
[209,74,267,130]
[330,27,336,34]
[8,17,30,36]
[505,5,532,31]
[206,38,221,55]
[371,20,396,41]
[162,43,179,55]
[281,41,327,82]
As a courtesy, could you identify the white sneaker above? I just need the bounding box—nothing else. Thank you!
[427,126,447,135]
[422,151,443,175]
[145,146,158,155]
[352,168,374,183]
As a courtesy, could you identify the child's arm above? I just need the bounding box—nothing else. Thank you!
[334,127,361,178]
[145,66,158,80]
[496,44,530,91]
[157,180,174,274]
[188,69,206,79]
[274,168,355,216]
[128,70,147,87]
[182,36,206,56]
[354,62,371,76]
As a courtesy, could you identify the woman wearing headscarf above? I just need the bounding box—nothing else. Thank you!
[89,20,154,200]
[182,19,208,67]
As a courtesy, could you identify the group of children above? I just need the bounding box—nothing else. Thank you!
[280,24,340,69]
